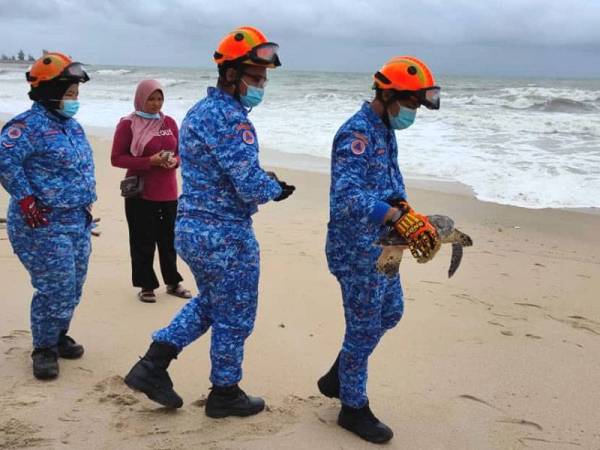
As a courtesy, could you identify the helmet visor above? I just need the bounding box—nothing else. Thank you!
[59,62,90,84]
[250,43,281,66]
[418,86,440,110]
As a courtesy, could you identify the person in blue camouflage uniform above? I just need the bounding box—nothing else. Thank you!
[318,56,442,444]
[0,52,95,380]
[125,26,295,418]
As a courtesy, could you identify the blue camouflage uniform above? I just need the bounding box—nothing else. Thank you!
[0,102,96,349]
[326,102,407,408]
[152,87,282,387]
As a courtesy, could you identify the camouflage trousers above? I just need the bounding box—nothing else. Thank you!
[153,217,259,387]
[336,268,404,408]
[7,205,92,349]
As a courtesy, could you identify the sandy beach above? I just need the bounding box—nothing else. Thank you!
[1,129,600,450]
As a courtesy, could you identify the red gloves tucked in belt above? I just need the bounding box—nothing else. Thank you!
[18,196,51,228]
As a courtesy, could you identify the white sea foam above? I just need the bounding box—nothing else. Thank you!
[94,69,134,76]
[1,63,598,209]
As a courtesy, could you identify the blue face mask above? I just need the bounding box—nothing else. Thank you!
[388,106,417,130]
[135,111,161,119]
[58,99,80,118]
[240,81,264,108]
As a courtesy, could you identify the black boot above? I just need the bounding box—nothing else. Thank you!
[57,330,84,359]
[317,353,340,398]
[124,341,183,408]
[32,347,59,380]
[205,384,265,418]
[338,402,394,444]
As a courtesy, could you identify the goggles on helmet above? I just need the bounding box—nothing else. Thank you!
[58,63,90,83]
[392,86,440,110]
[26,62,90,85]
[230,42,281,67]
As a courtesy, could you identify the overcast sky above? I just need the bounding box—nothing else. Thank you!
[1,0,599,77]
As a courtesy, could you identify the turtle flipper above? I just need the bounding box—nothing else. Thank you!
[448,243,464,278]
[376,246,404,277]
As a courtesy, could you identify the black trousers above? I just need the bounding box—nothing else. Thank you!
[124,198,183,290]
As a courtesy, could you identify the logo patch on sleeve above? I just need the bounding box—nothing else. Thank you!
[7,126,22,139]
[351,139,366,155]
[242,130,255,145]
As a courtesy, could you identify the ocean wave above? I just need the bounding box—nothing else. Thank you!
[156,78,188,87]
[95,69,134,76]
[0,71,24,81]
[521,98,597,113]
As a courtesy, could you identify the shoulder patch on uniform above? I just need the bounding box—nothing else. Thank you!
[7,125,24,139]
[2,141,15,149]
[351,139,366,155]
[242,129,255,145]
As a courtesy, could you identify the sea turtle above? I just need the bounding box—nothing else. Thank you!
[376,215,473,278]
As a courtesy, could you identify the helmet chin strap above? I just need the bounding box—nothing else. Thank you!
[233,66,244,103]
[218,63,247,105]
[376,89,394,128]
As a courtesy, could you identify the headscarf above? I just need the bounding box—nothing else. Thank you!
[124,79,165,157]
[29,79,74,112]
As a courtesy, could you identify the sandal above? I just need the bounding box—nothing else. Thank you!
[138,290,157,303]
[166,284,192,299]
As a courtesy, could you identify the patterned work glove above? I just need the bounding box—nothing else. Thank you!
[18,195,51,228]
[390,201,440,263]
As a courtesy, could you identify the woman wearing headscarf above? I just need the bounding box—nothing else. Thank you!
[111,79,191,303]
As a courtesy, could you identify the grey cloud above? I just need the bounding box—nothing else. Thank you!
[0,0,599,76]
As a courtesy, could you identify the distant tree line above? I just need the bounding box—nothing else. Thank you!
[0,49,48,63]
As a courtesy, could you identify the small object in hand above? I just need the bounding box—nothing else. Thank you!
[18,196,51,228]
[159,150,175,162]
[274,180,295,202]
[159,150,176,168]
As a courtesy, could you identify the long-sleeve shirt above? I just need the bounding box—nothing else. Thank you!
[326,102,406,274]
[176,87,281,223]
[111,115,179,201]
[0,102,96,210]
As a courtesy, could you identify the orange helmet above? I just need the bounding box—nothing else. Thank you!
[374,56,440,109]
[213,26,281,68]
[26,52,89,88]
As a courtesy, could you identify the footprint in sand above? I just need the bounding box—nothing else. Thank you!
[6,392,47,407]
[89,375,140,407]
[1,330,30,341]
[0,418,49,449]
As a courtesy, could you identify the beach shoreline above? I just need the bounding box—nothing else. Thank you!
[1,124,600,449]
[3,115,596,216]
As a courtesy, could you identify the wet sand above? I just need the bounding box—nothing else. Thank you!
[1,130,599,449]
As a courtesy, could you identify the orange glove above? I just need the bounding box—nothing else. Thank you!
[391,201,441,263]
